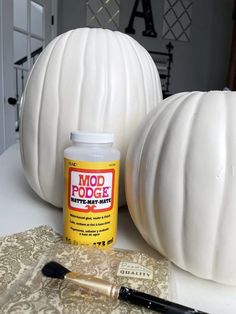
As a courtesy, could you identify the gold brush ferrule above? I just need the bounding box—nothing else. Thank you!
[65,272,120,299]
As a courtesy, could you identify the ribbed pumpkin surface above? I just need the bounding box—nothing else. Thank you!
[126,91,236,285]
[20,28,162,207]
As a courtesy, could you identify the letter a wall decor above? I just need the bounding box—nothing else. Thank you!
[125,0,157,37]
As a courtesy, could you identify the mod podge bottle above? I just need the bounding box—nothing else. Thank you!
[63,131,120,248]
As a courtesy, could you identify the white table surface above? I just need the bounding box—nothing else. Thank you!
[1,143,236,314]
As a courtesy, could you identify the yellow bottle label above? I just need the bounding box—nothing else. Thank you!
[63,158,120,248]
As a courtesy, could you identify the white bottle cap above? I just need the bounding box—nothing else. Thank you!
[71,130,114,144]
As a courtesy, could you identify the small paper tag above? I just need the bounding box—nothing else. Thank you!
[117,261,153,280]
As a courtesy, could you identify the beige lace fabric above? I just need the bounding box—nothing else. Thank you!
[0,226,169,313]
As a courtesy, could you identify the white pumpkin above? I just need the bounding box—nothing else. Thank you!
[20,28,162,208]
[126,91,236,285]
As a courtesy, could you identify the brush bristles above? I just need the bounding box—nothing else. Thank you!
[42,261,70,279]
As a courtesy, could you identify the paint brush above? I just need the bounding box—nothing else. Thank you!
[42,261,208,314]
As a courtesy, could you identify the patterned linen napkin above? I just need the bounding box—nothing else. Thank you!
[0,226,169,313]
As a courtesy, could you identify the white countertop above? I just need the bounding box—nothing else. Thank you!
[1,143,236,314]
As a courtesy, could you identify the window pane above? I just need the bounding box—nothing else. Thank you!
[14,0,27,31]
[30,38,43,66]
[31,1,44,37]
[14,31,28,65]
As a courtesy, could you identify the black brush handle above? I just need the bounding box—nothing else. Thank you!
[118,287,209,314]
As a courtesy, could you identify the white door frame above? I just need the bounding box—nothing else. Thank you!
[0,0,4,154]
[0,0,15,155]
[0,0,57,155]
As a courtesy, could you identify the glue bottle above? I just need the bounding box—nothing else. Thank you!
[63,130,120,248]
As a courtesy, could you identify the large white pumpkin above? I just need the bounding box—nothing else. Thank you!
[126,91,236,285]
[20,28,162,207]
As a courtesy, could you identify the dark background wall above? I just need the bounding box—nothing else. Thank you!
[57,0,234,94]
